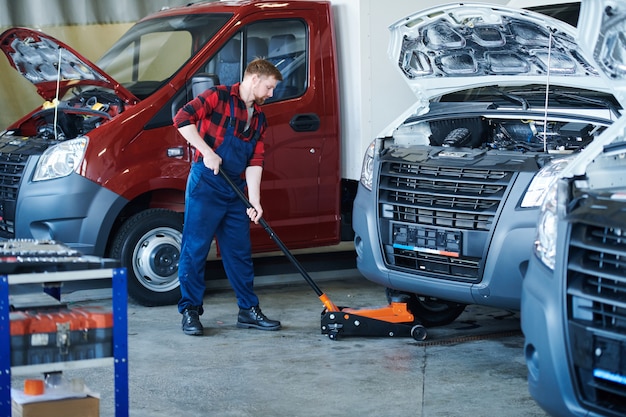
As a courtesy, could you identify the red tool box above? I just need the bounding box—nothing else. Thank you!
[9,306,113,366]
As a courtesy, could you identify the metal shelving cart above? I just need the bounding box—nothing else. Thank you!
[0,266,129,417]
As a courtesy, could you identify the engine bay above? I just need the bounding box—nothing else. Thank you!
[393,114,607,154]
[12,87,124,141]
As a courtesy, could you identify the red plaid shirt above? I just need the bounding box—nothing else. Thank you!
[174,83,266,166]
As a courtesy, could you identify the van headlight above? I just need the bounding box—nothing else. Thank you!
[360,140,376,191]
[33,137,88,181]
[534,181,559,270]
[521,156,572,208]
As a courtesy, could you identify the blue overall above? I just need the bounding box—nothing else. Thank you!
[177,96,261,314]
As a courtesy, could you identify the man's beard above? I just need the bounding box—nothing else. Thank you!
[255,97,266,105]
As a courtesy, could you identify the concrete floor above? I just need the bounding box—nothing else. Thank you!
[11,269,549,417]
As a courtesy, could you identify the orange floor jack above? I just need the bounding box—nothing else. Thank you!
[220,169,427,342]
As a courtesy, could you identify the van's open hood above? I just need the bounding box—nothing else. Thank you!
[0,27,137,103]
[389,2,607,106]
[550,0,626,178]
[577,0,626,108]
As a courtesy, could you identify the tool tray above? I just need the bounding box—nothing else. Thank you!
[9,306,113,366]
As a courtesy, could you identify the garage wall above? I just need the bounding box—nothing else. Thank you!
[0,0,197,130]
[0,0,184,26]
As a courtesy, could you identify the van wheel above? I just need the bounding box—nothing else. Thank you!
[110,208,183,306]
[386,288,466,327]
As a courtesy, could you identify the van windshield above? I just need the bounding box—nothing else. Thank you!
[96,13,232,99]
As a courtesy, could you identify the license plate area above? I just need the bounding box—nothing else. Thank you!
[593,336,626,386]
[392,224,461,257]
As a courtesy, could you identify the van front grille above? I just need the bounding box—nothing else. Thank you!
[378,161,513,281]
[566,221,626,416]
[0,153,28,238]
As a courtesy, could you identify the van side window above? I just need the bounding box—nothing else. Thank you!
[215,34,242,87]
[205,19,307,102]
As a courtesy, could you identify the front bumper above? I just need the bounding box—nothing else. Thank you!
[352,181,537,310]
[11,162,128,255]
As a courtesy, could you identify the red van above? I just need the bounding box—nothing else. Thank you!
[0,1,342,305]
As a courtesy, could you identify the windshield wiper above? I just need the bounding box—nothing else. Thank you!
[490,88,529,110]
[551,90,621,118]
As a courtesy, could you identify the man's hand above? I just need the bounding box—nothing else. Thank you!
[177,124,222,175]
[203,152,222,175]
[246,204,263,224]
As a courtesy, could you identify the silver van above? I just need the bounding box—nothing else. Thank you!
[522,0,626,415]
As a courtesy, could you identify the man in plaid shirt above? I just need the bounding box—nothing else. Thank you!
[174,58,283,336]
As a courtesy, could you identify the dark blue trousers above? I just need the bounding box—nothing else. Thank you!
[177,162,259,314]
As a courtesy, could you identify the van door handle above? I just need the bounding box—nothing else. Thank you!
[289,113,320,132]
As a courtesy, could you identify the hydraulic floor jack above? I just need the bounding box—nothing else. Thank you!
[220,169,427,341]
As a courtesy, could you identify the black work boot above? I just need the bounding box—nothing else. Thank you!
[181,307,204,336]
[237,305,281,331]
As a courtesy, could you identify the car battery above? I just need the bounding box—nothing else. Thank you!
[9,306,113,367]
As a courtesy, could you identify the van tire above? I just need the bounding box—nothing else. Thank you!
[110,208,183,306]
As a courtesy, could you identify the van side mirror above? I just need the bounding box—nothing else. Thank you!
[148,73,221,130]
